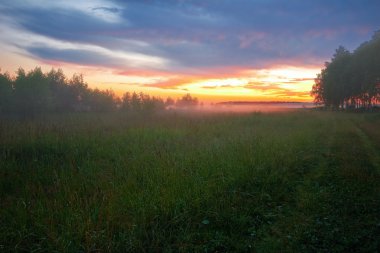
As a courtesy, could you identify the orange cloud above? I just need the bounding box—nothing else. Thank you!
[103,65,319,102]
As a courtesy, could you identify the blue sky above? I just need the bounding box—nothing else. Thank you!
[0,0,379,101]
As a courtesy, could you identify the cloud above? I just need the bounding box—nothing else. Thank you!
[201,84,237,89]
[2,0,379,72]
[142,77,196,90]
[92,7,120,14]
[28,47,125,68]
[0,13,171,70]
[268,90,311,98]
[282,78,315,84]
[245,82,311,98]
[0,0,379,102]
[3,0,124,23]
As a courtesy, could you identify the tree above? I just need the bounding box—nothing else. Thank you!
[87,89,118,112]
[0,66,202,115]
[311,72,325,106]
[121,92,131,111]
[353,31,380,107]
[13,67,53,115]
[176,93,198,107]
[165,97,175,107]
[68,74,90,111]
[323,46,351,109]
[311,31,380,110]
[129,92,142,111]
[141,95,165,112]
[121,91,167,113]
[0,70,13,113]
[47,68,70,112]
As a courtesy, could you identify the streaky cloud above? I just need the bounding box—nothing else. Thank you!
[92,7,120,13]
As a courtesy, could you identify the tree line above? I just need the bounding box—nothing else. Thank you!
[0,67,199,116]
[311,31,380,109]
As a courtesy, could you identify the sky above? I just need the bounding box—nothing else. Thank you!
[0,0,379,102]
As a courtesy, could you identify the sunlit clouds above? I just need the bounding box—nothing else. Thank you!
[133,66,319,101]
[0,0,379,102]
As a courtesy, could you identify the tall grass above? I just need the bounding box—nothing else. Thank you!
[1,111,379,252]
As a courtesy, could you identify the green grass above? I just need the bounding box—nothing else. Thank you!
[0,111,379,252]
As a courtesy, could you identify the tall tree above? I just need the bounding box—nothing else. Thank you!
[312,31,380,109]
[68,74,90,111]
[121,92,131,111]
[13,67,53,115]
[0,71,13,113]
[130,92,141,111]
[87,89,118,112]
[47,68,70,112]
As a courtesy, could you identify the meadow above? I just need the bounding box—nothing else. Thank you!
[0,110,379,252]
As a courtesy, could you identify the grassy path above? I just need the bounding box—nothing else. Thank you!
[264,114,380,252]
[353,118,380,173]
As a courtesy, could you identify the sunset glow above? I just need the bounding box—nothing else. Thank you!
[1,0,378,103]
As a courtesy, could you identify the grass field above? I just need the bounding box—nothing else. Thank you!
[1,110,379,252]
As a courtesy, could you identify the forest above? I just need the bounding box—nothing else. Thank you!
[311,31,380,109]
[0,68,198,116]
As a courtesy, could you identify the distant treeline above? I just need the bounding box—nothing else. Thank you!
[311,31,380,109]
[0,67,199,116]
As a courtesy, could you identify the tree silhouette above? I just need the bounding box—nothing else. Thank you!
[0,71,13,113]
[88,89,118,112]
[130,92,141,111]
[121,92,132,111]
[165,97,175,107]
[312,31,380,109]
[0,67,200,116]
[176,93,199,107]
[13,67,53,115]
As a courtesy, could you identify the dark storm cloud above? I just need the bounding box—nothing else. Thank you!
[1,0,379,71]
